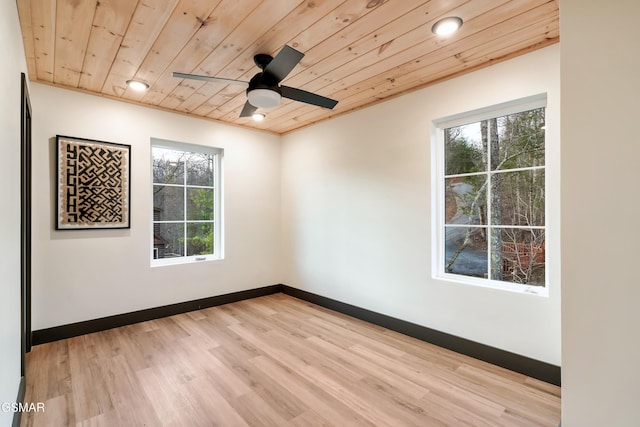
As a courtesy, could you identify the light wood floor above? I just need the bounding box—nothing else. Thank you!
[22,293,560,426]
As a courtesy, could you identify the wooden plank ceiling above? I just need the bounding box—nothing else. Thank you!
[16,0,559,134]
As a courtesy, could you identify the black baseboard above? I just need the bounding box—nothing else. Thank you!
[280,285,561,386]
[12,376,25,427]
[31,283,560,386]
[31,285,281,345]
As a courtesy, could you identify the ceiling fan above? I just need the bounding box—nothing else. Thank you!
[173,45,338,118]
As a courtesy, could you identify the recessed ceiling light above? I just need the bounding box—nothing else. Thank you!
[126,80,149,91]
[252,113,265,122]
[431,17,463,36]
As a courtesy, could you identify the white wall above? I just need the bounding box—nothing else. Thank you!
[30,84,282,330]
[0,2,28,426]
[281,45,561,365]
[561,1,640,425]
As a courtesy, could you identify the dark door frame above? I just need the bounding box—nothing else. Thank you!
[20,72,32,376]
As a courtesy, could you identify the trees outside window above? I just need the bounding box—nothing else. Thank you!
[152,140,222,264]
[436,96,546,290]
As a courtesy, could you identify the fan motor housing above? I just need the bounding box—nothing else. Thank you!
[247,73,280,92]
[247,73,282,108]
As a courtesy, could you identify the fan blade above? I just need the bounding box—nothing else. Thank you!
[263,45,304,83]
[173,72,248,87]
[281,86,338,109]
[239,101,258,118]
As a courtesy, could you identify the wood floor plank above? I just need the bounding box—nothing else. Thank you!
[22,293,560,426]
[249,354,371,427]
[181,376,250,427]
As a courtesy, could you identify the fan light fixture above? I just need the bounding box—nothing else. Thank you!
[252,113,265,122]
[431,17,463,36]
[126,80,149,91]
[247,88,281,108]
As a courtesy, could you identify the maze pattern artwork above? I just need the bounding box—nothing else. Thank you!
[57,137,130,229]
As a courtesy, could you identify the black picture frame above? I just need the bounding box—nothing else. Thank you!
[55,135,131,230]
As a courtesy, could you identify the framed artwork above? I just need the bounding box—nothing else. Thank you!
[56,135,131,230]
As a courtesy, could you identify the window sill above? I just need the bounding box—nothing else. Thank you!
[151,255,223,268]
[435,273,549,297]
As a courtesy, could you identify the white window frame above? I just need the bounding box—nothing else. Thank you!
[151,138,224,267]
[432,94,548,296]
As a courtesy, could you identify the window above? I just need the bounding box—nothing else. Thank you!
[433,95,547,293]
[151,139,223,265]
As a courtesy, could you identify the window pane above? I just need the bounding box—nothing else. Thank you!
[186,188,214,220]
[496,228,545,286]
[439,101,546,289]
[445,122,486,175]
[186,152,214,186]
[445,227,487,278]
[153,147,184,184]
[445,176,487,225]
[153,185,184,221]
[155,223,185,258]
[152,140,221,262]
[186,222,213,256]
[493,108,545,171]
[491,170,545,226]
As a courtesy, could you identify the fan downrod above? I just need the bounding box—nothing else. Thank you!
[253,54,273,70]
